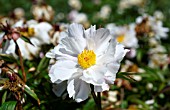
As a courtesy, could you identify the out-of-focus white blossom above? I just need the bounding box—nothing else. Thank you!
[118,0,145,13]
[154,11,164,20]
[31,4,54,21]
[13,8,25,20]
[136,14,169,39]
[148,45,169,69]
[106,23,138,48]
[97,5,111,20]
[146,83,153,90]
[68,0,82,10]
[108,91,118,102]
[2,20,52,60]
[68,10,90,28]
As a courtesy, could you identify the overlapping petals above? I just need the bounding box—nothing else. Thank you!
[46,23,128,102]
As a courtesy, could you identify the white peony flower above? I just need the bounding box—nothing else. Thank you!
[1,20,52,60]
[118,0,145,13]
[136,14,169,39]
[97,5,111,20]
[68,10,90,28]
[46,23,128,102]
[148,45,169,69]
[68,0,82,10]
[106,23,138,48]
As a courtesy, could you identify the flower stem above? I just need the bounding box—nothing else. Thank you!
[15,41,26,82]
[90,85,102,110]
[97,92,101,109]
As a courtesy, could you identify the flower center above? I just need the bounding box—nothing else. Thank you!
[20,27,35,37]
[116,34,125,43]
[78,50,96,69]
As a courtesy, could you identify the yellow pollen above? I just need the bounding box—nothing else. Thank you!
[78,50,96,69]
[28,27,35,36]
[116,34,125,43]
[20,27,35,37]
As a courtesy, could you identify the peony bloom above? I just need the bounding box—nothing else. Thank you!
[135,14,169,39]
[46,23,128,102]
[106,23,138,48]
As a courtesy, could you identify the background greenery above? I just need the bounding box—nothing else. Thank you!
[0,0,170,110]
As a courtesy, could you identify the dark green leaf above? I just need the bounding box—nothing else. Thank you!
[24,85,40,105]
[117,73,136,82]
[2,91,7,104]
[20,36,34,46]
[0,101,17,110]
[0,54,17,63]
[35,57,50,76]
[83,99,95,110]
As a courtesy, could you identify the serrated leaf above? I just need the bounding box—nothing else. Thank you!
[0,101,17,110]
[20,36,34,46]
[24,85,40,105]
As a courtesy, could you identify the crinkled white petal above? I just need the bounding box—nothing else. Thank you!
[94,83,109,92]
[67,78,90,102]
[49,60,77,83]
[46,45,77,62]
[114,43,129,63]
[91,28,111,56]
[67,23,86,52]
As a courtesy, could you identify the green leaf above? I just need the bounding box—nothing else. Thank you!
[83,99,95,110]
[20,36,34,46]
[130,99,150,110]
[0,54,17,63]
[24,85,40,105]
[35,57,50,76]
[0,101,17,110]
[2,91,7,104]
[117,73,136,82]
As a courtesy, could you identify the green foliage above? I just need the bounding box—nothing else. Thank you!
[0,101,17,110]
[0,0,170,110]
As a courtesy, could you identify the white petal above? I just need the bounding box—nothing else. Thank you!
[49,44,77,62]
[46,49,56,58]
[94,83,109,92]
[92,28,111,56]
[67,79,75,98]
[52,81,67,97]
[114,43,129,63]
[68,23,86,51]
[81,65,107,85]
[97,38,117,64]
[68,23,85,39]
[85,25,96,39]
[49,60,77,83]
[67,78,90,102]
[36,22,52,32]
[104,70,117,84]
[61,37,83,54]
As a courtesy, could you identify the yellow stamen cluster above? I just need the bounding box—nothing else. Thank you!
[21,27,35,37]
[78,50,96,69]
[117,34,125,43]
